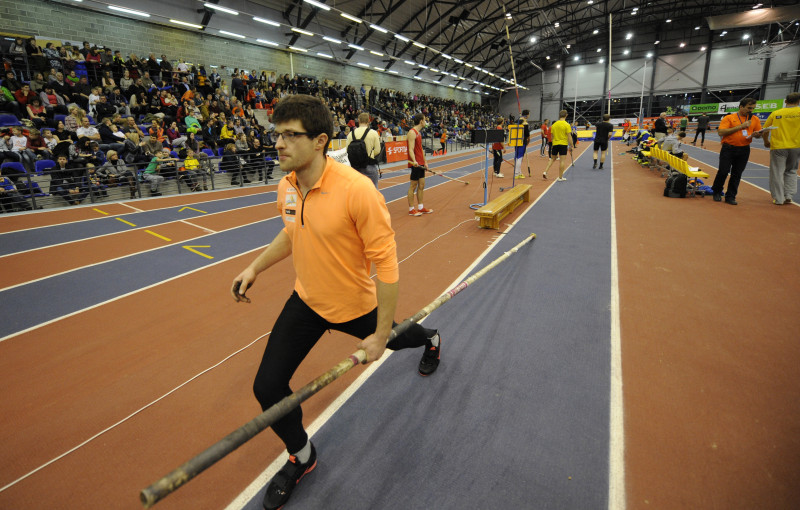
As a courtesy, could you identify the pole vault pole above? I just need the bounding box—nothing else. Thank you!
[639,59,647,131]
[140,233,538,508]
[607,13,612,115]
[501,3,531,178]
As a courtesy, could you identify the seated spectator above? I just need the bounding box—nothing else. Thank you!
[9,127,36,173]
[42,128,59,153]
[0,90,23,119]
[0,164,34,212]
[101,71,117,94]
[64,106,83,132]
[76,117,102,145]
[165,121,187,148]
[26,98,50,129]
[97,149,136,198]
[148,119,167,146]
[53,120,75,143]
[3,71,22,92]
[106,87,131,116]
[97,117,126,153]
[220,142,246,186]
[142,133,164,159]
[660,128,689,160]
[26,129,53,160]
[93,95,116,120]
[85,162,106,198]
[29,73,46,94]
[141,148,175,195]
[13,84,37,108]
[72,76,93,109]
[88,87,103,117]
[119,69,134,94]
[48,155,87,206]
[39,83,69,117]
[220,119,235,146]
[122,116,146,137]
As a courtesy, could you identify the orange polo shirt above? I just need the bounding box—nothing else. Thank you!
[719,112,762,146]
[277,156,398,323]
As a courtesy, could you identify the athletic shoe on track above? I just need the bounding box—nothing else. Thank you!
[542,172,548,180]
[409,210,423,217]
[495,173,505,178]
[418,207,434,214]
[557,177,567,181]
[418,333,441,376]
[263,443,318,510]
[514,173,525,179]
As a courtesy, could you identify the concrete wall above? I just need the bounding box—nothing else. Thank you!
[7,0,479,103]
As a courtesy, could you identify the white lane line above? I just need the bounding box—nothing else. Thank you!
[608,146,626,510]
[0,216,269,297]
[180,219,218,234]
[0,308,270,494]
[0,189,270,236]
[0,199,272,259]
[120,202,143,212]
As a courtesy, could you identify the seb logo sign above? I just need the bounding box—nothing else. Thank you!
[385,141,408,162]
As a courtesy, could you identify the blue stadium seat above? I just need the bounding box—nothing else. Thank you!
[53,114,67,124]
[35,159,55,176]
[0,114,21,127]
[201,149,214,157]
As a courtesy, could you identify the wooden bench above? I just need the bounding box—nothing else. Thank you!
[475,184,532,229]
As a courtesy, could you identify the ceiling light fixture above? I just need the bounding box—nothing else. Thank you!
[317,52,333,58]
[395,34,410,42]
[219,30,245,38]
[357,62,370,67]
[413,42,425,48]
[291,28,314,36]
[323,36,342,44]
[108,5,150,17]
[348,43,365,50]
[303,0,331,10]
[253,17,280,27]
[679,42,686,47]
[170,19,202,29]
[340,13,362,23]
[257,39,279,46]
[370,24,388,33]
[289,46,308,52]
[204,3,237,15]
[370,50,384,56]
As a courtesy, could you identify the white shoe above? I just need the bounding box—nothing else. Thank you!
[556,177,567,181]
[495,172,505,177]
[514,173,525,178]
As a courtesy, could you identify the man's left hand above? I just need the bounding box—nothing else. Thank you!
[357,333,388,363]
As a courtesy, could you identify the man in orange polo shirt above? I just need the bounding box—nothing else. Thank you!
[231,95,441,510]
[711,97,763,205]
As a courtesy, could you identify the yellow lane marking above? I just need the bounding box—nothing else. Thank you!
[93,208,108,215]
[179,206,207,213]
[182,245,213,259]
[145,230,171,241]
[116,218,136,227]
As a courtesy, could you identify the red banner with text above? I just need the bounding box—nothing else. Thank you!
[385,141,408,163]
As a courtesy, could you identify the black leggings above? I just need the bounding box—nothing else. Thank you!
[253,291,436,452]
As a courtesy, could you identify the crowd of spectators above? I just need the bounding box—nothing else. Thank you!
[1,35,497,211]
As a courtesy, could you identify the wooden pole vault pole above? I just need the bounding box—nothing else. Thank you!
[501,3,531,177]
[140,233,538,508]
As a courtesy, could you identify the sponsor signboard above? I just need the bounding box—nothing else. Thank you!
[385,141,408,163]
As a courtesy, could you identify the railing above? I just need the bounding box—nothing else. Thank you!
[1,149,279,213]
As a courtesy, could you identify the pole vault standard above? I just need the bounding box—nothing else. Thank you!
[501,3,531,180]
[140,233,538,508]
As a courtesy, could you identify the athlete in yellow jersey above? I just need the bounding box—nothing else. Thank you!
[543,109,574,181]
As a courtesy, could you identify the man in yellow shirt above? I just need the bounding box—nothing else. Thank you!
[762,92,800,205]
[543,109,573,181]
[230,95,441,510]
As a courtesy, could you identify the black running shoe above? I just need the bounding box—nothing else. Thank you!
[418,332,441,376]
[263,443,317,510]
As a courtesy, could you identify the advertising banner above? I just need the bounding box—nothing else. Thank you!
[385,141,408,163]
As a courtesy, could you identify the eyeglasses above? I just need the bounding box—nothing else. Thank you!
[275,131,314,142]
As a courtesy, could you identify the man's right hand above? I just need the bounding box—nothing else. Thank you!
[231,267,256,302]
